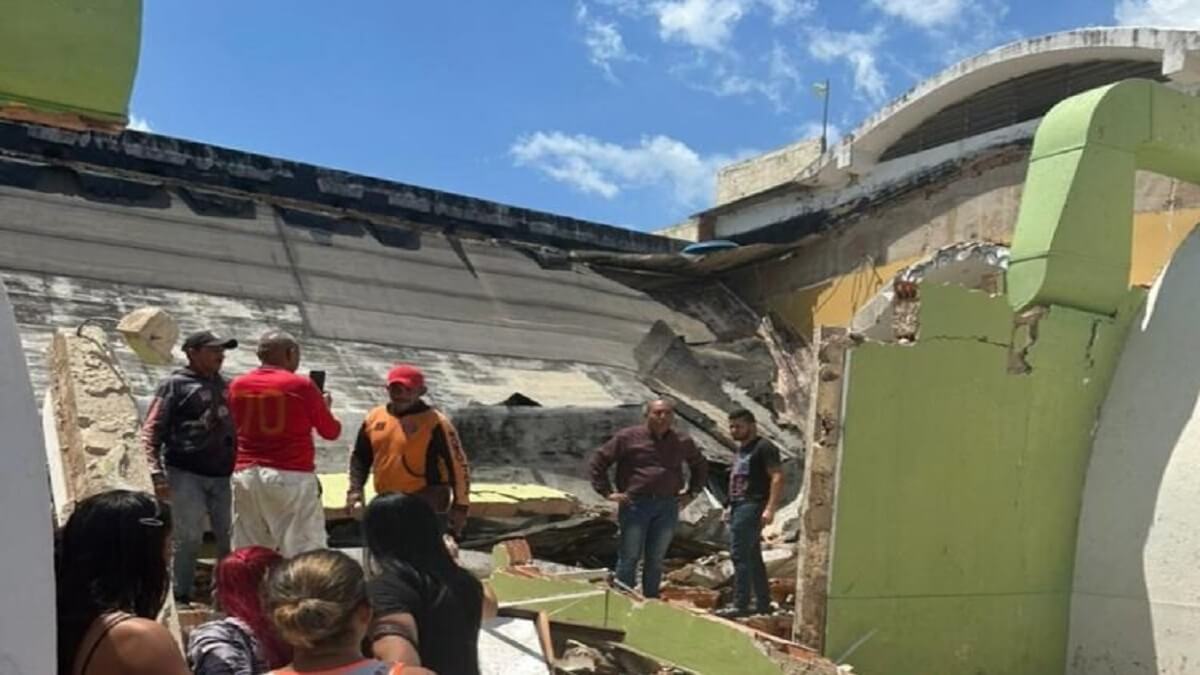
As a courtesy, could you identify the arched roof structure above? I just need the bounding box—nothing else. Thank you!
[808,27,1200,181]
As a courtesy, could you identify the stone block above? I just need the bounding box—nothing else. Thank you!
[117,306,179,365]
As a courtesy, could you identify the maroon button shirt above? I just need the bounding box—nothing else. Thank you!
[590,425,709,498]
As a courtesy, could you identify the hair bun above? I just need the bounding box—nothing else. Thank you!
[272,598,342,648]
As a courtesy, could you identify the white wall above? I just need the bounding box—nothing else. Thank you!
[1069,227,1200,674]
[0,280,55,673]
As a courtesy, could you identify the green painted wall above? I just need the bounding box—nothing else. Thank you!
[1008,79,1200,314]
[491,572,786,675]
[0,0,141,123]
[825,284,1142,674]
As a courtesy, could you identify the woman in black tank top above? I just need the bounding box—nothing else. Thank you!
[363,493,490,675]
[56,490,188,675]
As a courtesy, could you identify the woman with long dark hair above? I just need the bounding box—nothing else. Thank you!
[363,493,495,675]
[56,489,189,675]
[187,546,291,674]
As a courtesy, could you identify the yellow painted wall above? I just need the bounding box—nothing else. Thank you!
[765,257,921,336]
[765,208,1200,336]
[1131,208,1200,286]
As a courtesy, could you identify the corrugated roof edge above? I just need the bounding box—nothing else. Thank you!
[0,120,684,254]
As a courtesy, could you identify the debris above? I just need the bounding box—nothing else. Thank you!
[557,640,619,674]
[115,306,179,365]
[658,586,721,609]
[318,476,580,520]
[666,546,796,590]
[492,540,842,675]
[470,483,581,518]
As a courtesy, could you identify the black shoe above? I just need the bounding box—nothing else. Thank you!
[753,603,775,615]
[714,606,750,619]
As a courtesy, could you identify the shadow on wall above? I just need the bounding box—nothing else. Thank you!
[1068,224,1200,674]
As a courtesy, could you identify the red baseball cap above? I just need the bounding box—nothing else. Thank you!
[386,364,425,389]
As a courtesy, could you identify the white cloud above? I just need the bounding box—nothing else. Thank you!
[868,0,971,27]
[759,0,817,23]
[511,131,748,206]
[1116,0,1200,26]
[652,0,813,51]
[807,27,888,102]
[796,120,845,146]
[577,4,638,80]
[127,115,153,133]
[655,0,746,50]
[704,43,802,109]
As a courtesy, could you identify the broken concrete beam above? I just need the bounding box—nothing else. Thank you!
[116,306,179,366]
[793,327,850,651]
[635,320,737,416]
[318,475,581,520]
[47,326,155,504]
[470,484,581,518]
[756,313,813,431]
[45,324,181,644]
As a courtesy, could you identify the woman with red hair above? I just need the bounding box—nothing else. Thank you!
[187,546,291,674]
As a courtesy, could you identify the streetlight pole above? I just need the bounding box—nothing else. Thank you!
[820,77,830,154]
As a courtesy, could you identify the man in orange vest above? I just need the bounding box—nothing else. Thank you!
[345,364,471,535]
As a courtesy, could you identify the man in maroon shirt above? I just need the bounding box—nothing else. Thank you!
[228,331,342,555]
[589,398,708,598]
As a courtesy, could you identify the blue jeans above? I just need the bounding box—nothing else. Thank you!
[169,467,232,599]
[730,500,770,611]
[615,495,679,598]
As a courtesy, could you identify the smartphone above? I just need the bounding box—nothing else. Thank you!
[310,370,326,392]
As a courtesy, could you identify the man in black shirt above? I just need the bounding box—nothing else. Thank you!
[717,408,784,618]
[140,330,238,604]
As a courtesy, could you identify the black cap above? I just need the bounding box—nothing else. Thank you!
[181,330,238,352]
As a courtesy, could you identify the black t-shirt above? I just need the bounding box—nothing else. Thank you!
[367,564,483,675]
[728,437,782,503]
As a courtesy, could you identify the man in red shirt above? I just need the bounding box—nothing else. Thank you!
[228,331,342,555]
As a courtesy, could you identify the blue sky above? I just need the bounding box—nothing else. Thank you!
[130,0,1199,231]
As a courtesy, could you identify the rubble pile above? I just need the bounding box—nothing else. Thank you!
[491,541,844,675]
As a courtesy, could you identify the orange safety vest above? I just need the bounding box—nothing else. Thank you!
[362,405,469,508]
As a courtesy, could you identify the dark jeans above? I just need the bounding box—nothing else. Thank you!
[730,500,770,611]
[615,495,679,598]
[169,467,232,599]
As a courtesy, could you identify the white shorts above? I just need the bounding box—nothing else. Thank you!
[230,466,326,556]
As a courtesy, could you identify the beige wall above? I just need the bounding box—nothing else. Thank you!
[715,139,822,207]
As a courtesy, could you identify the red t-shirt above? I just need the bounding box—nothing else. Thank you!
[229,366,342,473]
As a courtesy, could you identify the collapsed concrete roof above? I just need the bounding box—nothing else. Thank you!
[0,119,792,505]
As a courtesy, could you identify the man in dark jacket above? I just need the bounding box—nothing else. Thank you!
[589,398,708,598]
[141,330,238,604]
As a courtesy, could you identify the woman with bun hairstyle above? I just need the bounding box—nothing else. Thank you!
[263,549,433,675]
[188,546,291,674]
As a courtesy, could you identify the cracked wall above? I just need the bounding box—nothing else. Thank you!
[823,283,1142,674]
[721,142,1200,338]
